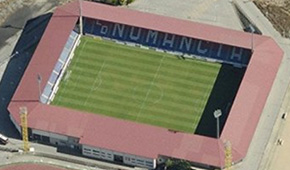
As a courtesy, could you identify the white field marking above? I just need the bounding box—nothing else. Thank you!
[71,40,88,91]
[192,82,212,131]
[93,78,103,91]
[193,88,207,131]
[135,55,165,121]
[153,85,164,104]
[84,61,106,106]
[55,40,88,105]
[132,84,164,105]
[54,40,88,105]
[184,65,203,132]
[92,61,106,90]
[63,70,71,81]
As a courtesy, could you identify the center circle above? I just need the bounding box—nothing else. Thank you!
[133,84,163,105]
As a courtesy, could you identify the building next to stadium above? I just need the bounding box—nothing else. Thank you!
[8,1,283,169]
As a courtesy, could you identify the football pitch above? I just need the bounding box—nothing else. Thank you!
[52,36,221,133]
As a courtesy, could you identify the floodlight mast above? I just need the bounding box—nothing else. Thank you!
[20,107,30,152]
[224,140,233,170]
[213,109,222,139]
[249,24,254,52]
[79,0,83,35]
[37,74,42,102]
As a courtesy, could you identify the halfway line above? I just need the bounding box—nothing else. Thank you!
[84,60,106,106]
[135,55,165,121]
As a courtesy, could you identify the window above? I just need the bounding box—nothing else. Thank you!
[146,161,153,167]
[137,159,144,162]
[84,148,91,151]
[42,136,49,143]
[54,61,63,74]
[84,151,91,155]
[48,72,58,85]
[93,153,99,156]
[33,134,41,140]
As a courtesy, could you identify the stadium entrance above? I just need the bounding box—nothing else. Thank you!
[114,154,124,163]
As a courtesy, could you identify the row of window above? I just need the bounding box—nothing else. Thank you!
[83,147,154,168]
[83,147,113,159]
[124,156,153,167]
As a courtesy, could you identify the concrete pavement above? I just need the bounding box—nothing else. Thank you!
[264,84,290,170]
[1,1,289,170]
[0,138,138,170]
[0,0,63,80]
[233,1,290,170]
[0,2,145,170]
[128,0,243,30]
[129,1,290,169]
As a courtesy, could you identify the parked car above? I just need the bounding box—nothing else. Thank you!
[0,133,9,145]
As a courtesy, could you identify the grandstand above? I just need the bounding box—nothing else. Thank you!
[52,36,221,133]
[40,30,79,104]
[8,1,283,169]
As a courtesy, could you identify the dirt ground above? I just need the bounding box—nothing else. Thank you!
[254,0,290,38]
[0,0,73,26]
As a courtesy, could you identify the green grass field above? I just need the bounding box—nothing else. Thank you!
[52,36,221,133]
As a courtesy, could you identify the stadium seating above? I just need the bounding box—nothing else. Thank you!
[40,30,78,103]
[83,18,251,66]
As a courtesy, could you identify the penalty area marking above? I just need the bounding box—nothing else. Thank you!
[92,77,103,91]
[92,61,106,91]
[84,60,106,106]
[53,40,88,105]
[71,40,88,92]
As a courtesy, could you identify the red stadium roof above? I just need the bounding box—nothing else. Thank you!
[8,1,283,168]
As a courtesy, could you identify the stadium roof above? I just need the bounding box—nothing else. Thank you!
[8,1,283,168]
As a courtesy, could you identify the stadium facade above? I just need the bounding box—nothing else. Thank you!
[8,1,283,169]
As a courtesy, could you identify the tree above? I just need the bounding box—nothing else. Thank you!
[118,0,127,5]
[126,0,135,4]
[165,159,191,170]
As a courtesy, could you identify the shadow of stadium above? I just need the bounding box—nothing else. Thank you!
[195,64,246,138]
[0,13,52,138]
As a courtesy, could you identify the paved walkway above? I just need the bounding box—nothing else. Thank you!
[128,0,243,30]
[234,1,290,170]
[0,0,60,80]
[264,85,290,170]
[130,1,290,169]
[0,1,139,170]
[0,139,137,170]
[1,1,289,170]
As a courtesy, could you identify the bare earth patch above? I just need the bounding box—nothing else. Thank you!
[254,0,290,38]
[0,0,73,26]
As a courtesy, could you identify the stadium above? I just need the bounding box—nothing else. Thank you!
[8,1,282,169]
